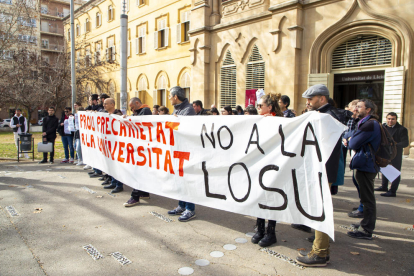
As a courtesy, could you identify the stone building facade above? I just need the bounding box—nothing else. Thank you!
[190,0,414,154]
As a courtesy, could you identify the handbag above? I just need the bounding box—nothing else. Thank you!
[38,138,53,152]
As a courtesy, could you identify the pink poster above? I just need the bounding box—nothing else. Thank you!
[245,89,256,107]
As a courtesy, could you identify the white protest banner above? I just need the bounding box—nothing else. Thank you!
[79,111,346,239]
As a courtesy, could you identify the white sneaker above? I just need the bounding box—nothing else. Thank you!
[76,162,84,166]
[74,160,78,164]
[83,165,92,170]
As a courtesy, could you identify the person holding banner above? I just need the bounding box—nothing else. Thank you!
[251,93,283,247]
[123,97,152,206]
[167,86,197,222]
[296,84,342,267]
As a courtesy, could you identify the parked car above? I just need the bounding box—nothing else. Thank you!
[1,119,11,127]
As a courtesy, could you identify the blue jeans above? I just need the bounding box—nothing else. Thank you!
[111,177,123,188]
[61,136,74,159]
[352,170,364,212]
[179,201,195,212]
[75,139,82,162]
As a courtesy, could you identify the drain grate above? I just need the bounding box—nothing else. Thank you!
[110,252,132,265]
[150,211,174,222]
[82,244,104,260]
[5,206,19,217]
[260,248,304,269]
[405,227,414,232]
[81,187,96,194]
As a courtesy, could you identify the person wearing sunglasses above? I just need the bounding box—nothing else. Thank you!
[251,93,283,248]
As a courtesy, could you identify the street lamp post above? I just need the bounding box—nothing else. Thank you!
[120,0,128,114]
[70,0,76,112]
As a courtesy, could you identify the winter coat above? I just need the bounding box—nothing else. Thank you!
[383,122,409,159]
[172,99,195,116]
[42,115,59,140]
[317,104,342,183]
[283,109,296,118]
[348,115,381,173]
[196,108,208,116]
[133,104,152,116]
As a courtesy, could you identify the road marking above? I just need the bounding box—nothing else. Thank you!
[178,267,194,275]
[149,211,174,222]
[195,259,209,266]
[260,248,304,269]
[210,251,224,258]
[82,244,103,260]
[109,252,132,265]
[223,244,237,250]
[5,206,19,217]
[81,187,96,194]
[235,238,248,243]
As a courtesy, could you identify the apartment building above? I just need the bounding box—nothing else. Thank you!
[40,0,83,64]
[64,0,192,113]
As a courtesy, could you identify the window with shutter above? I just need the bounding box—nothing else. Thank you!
[220,51,237,108]
[180,72,190,88]
[332,35,392,69]
[246,45,265,90]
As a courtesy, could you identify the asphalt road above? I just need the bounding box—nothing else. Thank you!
[0,158,413,276]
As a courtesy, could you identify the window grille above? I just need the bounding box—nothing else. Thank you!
[332,35,392,69]
[246,45,265,90]
[220,51,236,108]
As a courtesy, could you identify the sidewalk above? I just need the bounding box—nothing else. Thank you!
[0,158,413,275]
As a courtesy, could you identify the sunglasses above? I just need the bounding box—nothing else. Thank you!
[257,104,264,108]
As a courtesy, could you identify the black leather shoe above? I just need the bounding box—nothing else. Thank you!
[348,210,364,218]
[251,218,265,244]
[258,222,277,247]
[111,187,123,193]
[347,230,372,240]
[38,160,47,164]
[90,173,102,178]
[101,179,111,185]
[104,184,116,189]
[98,176,106,181]
[381,191,396,197]
[291,224,312,233]
[374,186,388,192]
[88,171,95,175]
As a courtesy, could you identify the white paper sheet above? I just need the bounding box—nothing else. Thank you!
[380,165,401,183]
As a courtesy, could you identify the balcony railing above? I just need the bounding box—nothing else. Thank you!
[40,8,66,18]
[40,25,64,35]
[41,44,64,51]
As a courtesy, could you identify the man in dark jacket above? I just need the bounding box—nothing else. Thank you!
[167,86,196,222]
[375,112,409,197]
[296,84,342,267]
[123,97,152,207]
[39,107,59,164]
[345,99,381,240]
[85,94,101,111]
[192,100,208,115]
[279,95,296,118]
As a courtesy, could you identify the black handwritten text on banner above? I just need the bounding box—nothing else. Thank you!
[79,111,346,239]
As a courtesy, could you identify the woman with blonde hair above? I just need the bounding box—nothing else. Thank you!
[251,93,283,247]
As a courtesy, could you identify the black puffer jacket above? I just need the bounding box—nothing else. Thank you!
[42,115,59,140]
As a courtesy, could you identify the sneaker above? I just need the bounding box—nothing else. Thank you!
[168,206,185,215]
[123,197,140,207]
[60,159,69,163]
[38,160,47,164]
[347,230,372,240]
[90,172,102,178]
[381,191,396,197]
[74,160,78,164]
[298,250,330,263]
[76,162,84,166]
[69,158,74,164]
[178,210,196,222]
[374,186,388,192]
[348,210,364,218]
[296,251,328,267]
[83,165,92,170]
[291,224,312,233]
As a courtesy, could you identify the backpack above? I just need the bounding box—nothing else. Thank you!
[368,119,397,169]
